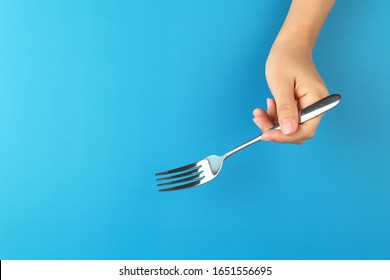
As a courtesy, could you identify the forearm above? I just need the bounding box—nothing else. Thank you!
[275,0,336,50]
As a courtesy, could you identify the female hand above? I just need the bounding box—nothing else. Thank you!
[253,0,336,144]
[253,38,329,144]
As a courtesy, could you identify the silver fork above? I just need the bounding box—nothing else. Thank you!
[156,94,341,192]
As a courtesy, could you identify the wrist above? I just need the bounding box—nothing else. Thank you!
[273,31,315,53]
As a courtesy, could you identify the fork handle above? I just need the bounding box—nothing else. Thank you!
[224,94,341,159]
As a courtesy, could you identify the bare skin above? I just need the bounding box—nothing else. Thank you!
[253,0,336,144]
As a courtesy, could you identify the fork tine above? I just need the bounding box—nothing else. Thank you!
[155,162,198,176]
[156,167,201,181]
[159,178,204,192]
[157,173,203,187]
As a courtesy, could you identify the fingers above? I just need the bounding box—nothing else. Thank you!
[252,108,274,132]
[266,98,277,123]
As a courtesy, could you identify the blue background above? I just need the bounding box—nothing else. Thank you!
[0,0,389,259]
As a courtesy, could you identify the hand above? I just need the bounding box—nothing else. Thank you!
[253,39,329,144]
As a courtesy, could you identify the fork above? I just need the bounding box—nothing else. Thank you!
[156,94,341,192]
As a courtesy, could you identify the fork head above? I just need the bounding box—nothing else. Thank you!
[155,155,224,192]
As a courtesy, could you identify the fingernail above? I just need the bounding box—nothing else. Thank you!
[253,108,262,117]
[281,119,294,135]
[266,98,272,109]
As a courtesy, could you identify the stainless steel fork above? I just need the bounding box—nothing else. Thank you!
[156,94,341,192]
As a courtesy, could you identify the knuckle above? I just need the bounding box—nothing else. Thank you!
[306,130,315,140]
[306,127,318,140]
[277,103,297,114]
[300,124,316,140]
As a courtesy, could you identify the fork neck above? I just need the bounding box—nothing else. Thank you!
[223,134,263,159]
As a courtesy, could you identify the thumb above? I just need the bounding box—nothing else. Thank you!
[273,88,299,135]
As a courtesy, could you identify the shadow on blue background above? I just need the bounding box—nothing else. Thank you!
[0,0,389,259]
